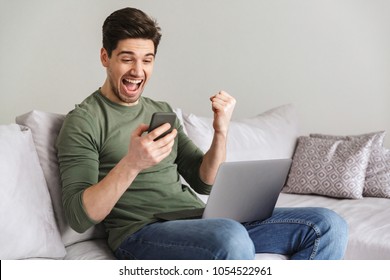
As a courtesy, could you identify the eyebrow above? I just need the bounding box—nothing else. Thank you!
[117,51,155,57]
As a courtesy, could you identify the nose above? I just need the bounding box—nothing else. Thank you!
[130,61,143,77]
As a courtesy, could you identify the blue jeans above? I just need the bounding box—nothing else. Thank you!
[114,207,348,260]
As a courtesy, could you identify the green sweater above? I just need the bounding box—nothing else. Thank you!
[56,90,211,251]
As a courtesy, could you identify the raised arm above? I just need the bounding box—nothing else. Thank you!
[199,91,236,185]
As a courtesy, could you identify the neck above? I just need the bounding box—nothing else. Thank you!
[100,80,113,101]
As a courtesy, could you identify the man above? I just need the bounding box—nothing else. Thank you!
[56,7,348,260]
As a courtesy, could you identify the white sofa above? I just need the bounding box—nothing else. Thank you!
[1,104,389,260]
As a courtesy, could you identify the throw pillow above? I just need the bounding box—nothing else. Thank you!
[182,104,300,161]
[283,135,374,199]
[364,146,390,198]
[16,110,107,247]
[0,124,66,259]
[173,108,188,135]
[310,132,390,198]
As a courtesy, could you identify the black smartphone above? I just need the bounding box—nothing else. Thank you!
[148,112,177,141]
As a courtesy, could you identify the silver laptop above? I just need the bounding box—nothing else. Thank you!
[154,158,292,223]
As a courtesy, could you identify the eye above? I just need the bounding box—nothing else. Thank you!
[122,58,132,63]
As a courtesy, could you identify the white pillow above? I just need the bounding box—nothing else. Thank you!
[0,124,66,259]
[182,104,300,161]
[173,108,188,135]
[16,110,107,247]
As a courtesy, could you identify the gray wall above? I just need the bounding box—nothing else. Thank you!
[1,0,389,146]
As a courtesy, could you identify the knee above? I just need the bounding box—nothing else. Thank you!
[315,208,348,238]
[310,208,349,258]
[208,219,255,260]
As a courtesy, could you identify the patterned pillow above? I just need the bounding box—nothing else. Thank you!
[283,135,374,199]
[364,146,390,198]
[310,132,390,198]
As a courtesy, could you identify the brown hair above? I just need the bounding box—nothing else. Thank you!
[102,7,162,57]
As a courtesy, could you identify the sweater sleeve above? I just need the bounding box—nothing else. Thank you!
[175,124,213,195]
[56,111,100,233]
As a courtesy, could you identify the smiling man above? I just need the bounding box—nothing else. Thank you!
[56,7,348,260]
[100,38,155,105]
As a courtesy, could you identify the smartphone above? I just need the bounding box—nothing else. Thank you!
[148,112,177,141]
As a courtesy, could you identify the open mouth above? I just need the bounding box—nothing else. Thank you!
[122,78,142,92]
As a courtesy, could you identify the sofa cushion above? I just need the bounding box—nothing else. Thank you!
[283,135,374,199]
[16,110,107,247]
[277,193,390,259]
[310,132,390,198]
[182,104,300,161]
[64,239,115,260]
[0,124,66,259]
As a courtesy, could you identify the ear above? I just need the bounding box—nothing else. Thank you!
[100,48,109,67]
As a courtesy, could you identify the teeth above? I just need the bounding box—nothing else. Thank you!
[124,79,142,84]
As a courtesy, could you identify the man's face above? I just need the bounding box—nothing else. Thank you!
[101,38,155,106]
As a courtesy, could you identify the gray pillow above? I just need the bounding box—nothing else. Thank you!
[364,146,390,198]
[310,132,390,198]
[283,135,374,199]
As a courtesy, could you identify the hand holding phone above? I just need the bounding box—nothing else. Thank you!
[148,112,177,141]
